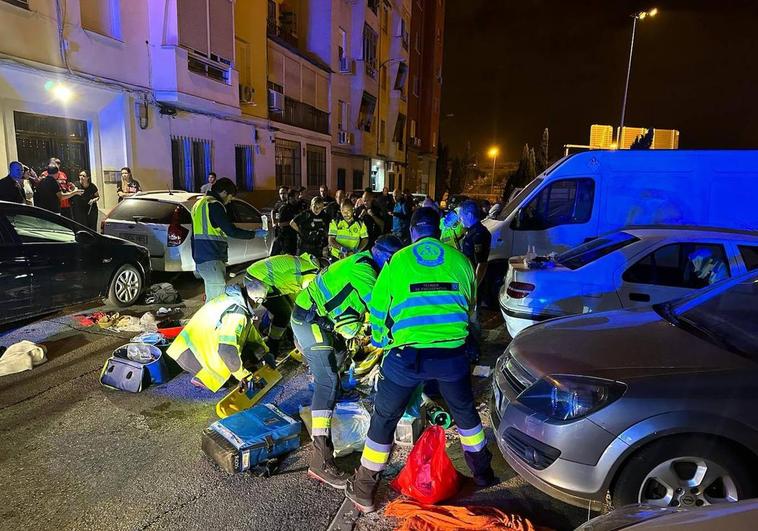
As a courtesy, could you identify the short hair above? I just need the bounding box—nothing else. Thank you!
[459,200,482,222]
[340,199,354,210]
[410,207,441,239]
[212,177,237,196]
[8,161,22,172]
[311,196,325,207]
[46,164,59,175]
[208,171,217,178]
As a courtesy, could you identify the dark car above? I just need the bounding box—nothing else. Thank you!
[0,201,151,325]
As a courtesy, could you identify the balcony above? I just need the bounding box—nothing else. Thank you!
[338,130,354,145]
[269,96,329,135]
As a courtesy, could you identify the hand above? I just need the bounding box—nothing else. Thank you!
[255,229,268,239]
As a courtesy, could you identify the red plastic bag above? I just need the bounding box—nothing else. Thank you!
[391,425,460,504]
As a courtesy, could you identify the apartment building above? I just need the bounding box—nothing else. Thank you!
[0,0,443,210]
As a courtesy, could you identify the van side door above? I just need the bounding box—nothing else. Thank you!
[618,242,732,309]
[509,177,598,257]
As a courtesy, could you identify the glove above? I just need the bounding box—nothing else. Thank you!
[255,229,268,239]
[365,364,382,392]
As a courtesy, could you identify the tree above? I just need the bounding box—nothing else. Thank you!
[536,128,549,173]
[528,147,537,181]
[630,128,654,150]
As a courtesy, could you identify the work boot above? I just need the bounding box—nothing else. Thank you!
[345,466,381,513]
[308,436,348,489]
[464,446,499,487]
[266,337,281,358]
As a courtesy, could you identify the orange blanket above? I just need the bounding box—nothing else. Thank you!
[384,498,538,531]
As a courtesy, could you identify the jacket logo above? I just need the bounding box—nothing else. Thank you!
[413,241,444,267]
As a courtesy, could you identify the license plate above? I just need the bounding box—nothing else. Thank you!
[119,232,148,246]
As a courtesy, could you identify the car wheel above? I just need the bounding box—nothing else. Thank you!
[107,263,143,307]
[612,437,756,509]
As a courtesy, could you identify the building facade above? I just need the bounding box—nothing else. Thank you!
[0,0,444,213]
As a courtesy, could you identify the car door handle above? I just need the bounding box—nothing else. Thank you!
[629,292,651,302]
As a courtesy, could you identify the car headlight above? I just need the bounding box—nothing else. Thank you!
[519,375,626,421]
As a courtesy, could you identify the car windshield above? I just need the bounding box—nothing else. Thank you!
[496,178,543,221]
[556,232,639,270]
[671,272,758,358]
[109,199,191,224]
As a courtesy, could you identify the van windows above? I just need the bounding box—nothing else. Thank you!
[496,178,543,221]
[623,243,730,289]
[738,245,758,271]
[512,178,595,231]
[557,232,640,270]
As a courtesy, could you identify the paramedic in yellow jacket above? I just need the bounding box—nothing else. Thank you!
[166,280,271,392]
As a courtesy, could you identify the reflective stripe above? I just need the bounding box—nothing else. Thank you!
[265,260,275,285]
[311,324,323,344]
[201,202,209,235]
[391,312,469,333]
[459,425,487,452]
[294,257,302,278]
[217,334,238,344]
[315,275,332,299]
[389,294,468,318]
[194,234,226,241]
[361,446,391,467]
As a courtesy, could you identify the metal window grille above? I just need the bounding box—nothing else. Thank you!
[170,136,211,191]
[275,139,301,187]
[306,144,326,187]
[235,144,254,191]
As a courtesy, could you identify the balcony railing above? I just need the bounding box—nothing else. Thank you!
[270,96,329,134]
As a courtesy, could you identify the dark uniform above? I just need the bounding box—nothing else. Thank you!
[293,208,330,257]
[272,200,299,255]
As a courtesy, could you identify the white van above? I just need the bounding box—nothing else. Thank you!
[482,150,758,298]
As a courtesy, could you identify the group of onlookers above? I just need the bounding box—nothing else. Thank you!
[0,158,142,232]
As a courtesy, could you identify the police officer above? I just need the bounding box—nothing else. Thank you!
[272,187,299,255]
[245,253,322,357]
[440,207,466,250]
[291,235,403,489]
[291,196,330,258]
[191,178,267,301]
[166,280,270,391]
[327,200,369,260]
[345,208,496,512]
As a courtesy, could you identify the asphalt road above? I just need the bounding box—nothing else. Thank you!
[0,272,588,531]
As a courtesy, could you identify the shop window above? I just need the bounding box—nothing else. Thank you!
[235,145,254,191]
[306,144,326,187]
[171,136,212,191]
[275,139,301,187]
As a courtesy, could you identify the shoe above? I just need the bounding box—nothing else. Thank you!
[473,470,499,488]
[190,376,206,389]
[308,436,348,489]
[345,466,380,513]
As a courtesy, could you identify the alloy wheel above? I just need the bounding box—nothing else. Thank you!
[639,456,739,508]
[114,268,140,303]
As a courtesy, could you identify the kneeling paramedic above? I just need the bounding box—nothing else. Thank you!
[346,207,496,512]
[291,235,403,489]
[166,281,270,392]
[245,253,323,356]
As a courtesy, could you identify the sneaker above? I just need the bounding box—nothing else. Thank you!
[307,463,348,490]
[345,477,376,513]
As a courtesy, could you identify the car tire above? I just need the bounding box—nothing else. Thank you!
[612,436,756,509]
[107,263,144,307]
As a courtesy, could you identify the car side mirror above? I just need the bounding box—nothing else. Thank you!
[75,230,96,244]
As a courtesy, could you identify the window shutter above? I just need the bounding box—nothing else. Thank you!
[285,57,300,99]
[301,67,316,106]
[268,48,284,86]
[178,0,209,55]
[209,0,234,61]
[316,73,329,112]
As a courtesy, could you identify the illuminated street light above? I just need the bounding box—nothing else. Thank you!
[617,8,658,146]
[488,146,499,196]
[46,81,73,103]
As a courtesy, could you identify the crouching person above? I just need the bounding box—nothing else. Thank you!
[291,235,403,489]
[166,280,272,392]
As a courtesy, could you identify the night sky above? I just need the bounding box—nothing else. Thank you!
[441,0,758,161]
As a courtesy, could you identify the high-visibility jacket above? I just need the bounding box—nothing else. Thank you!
[440,219,465,250]
[191,194,227,263]
[246,254,320,296]
[294,251,378,338]
[166,285,267,392]
[369,237,475,350]
[328,218,368,258]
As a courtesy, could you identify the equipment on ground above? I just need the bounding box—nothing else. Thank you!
[215,364,282,418]
[100,343,166,393]
[201,403,301,474]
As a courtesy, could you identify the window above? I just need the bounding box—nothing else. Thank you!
[7,214,75,244]
[394,62,408,92]
[338,28,348,70]
[353,170,364,191]
[358,91,377,132]
[235,145,254,191]
[409,119,416,139]
[380,120,386,145]
[177,0,234,69]
[623,243,730,289]
[380,4,389,33]
[337,168,346,190]
[362,24,378,77]
[306,144,327,187]
[3,0,29,10]
[80,0,121,39]
[109,199,190,224]
[412,75,420,96]
[399,17,408,49]
[393,114,406,149]
[267,0,277,33]
[556,232,640,270]
[512,178,595,231]
[739,246,758,271]
[171,136,212,191]
[275,139,301,187]
[227,201,262,223]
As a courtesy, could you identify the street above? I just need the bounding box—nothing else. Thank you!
[0,274,587,531]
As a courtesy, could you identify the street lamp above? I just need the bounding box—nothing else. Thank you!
[488,146,499,197]
[617,7,658,147]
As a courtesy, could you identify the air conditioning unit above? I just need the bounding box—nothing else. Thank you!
[339,57,355,74]
[337,130,354,145]
[268,88,284,112]
[239,84,255,104]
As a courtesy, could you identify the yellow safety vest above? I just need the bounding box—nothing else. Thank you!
[192,195,226,241]
[328,219,368,258]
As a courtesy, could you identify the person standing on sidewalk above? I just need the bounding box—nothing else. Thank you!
[0,161,25,203]
[191,177,268,301]
[345,207,496,513]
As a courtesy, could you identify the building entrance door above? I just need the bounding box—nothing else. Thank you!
[14,111,90,178]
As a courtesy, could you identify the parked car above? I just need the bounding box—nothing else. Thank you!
[0,201,151,324]
[491,270,758,512]
[500,226,758,336]
[482,150,758,304]
[577,499,758,530]
[101,191,271,272]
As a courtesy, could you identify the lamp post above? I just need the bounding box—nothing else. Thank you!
[488,146,499,197]
[618,7,658,146]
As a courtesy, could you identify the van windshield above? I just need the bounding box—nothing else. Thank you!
[496,178,543,221]
[556,232,639,270]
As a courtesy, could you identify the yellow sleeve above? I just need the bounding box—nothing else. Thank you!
[217,312,252,381]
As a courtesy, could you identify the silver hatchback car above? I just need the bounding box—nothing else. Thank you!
[491,270,758,512]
